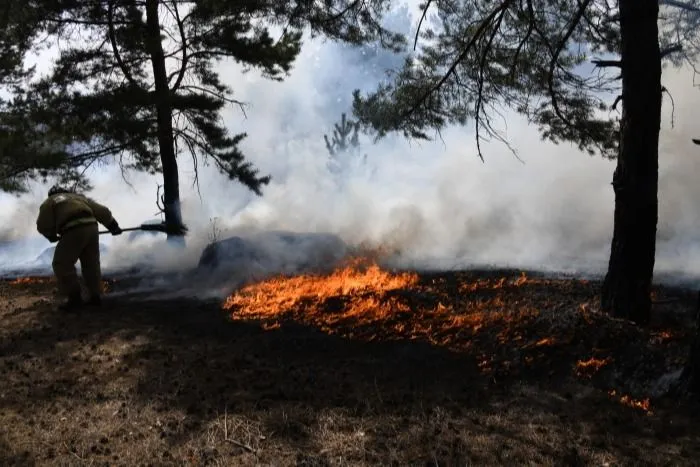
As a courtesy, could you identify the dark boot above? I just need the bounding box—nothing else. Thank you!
[57,290,83,312]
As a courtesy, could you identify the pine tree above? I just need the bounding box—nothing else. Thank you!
[1,0,404,235]
[325,113,360,156]
[325,112,369,177]
[352,0,700,324]
[0,3,38,86]
[0,3,55,193]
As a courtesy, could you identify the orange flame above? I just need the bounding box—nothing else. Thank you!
[535,337,556,347]
[575,356,612,378]
[8,277,50,285]
[608,390,652,413]
[223,259,418,318]
[222,260,542,354]
[457,272,533,293]
[650,330,677,344]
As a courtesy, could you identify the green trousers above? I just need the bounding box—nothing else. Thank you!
[52,223,102,299]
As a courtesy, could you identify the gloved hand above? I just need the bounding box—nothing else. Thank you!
[48,235,59,243]
[107,219,123,236]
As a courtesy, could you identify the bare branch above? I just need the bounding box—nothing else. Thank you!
[155,184,165,218]
[475,8,507,162]
[414,0,434,51]
[661,43,683,58]
[404,0,514,119]
[179,84,248,116]
[107,0,140,89]
[662,86,676,128]
[592,59,622,68]
[508,18,534,81]
[612,94,622,110]
[44,17,133,26]
[117,151,135,191]
[170,0,188,92]
[324,0,362,25]
[545,0,594,129]
[661,0,700,13]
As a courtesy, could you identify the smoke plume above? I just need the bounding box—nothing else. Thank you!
[2,4,700,290]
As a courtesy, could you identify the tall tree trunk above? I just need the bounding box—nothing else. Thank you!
[601,0,661,325]
[144,0,184,241]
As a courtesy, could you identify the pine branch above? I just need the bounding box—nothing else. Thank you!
[404,0,515,120]
[661,43,683,58]
[545,0,594,130]
[660,0,700,13]
[169,0,188,92]
[475,7,507,162]
[592,59,622,68]
[414,0,434,51]
[107,0,140,89]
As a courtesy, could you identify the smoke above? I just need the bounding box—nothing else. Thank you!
[0,190,44,242]
[3,4,700,289]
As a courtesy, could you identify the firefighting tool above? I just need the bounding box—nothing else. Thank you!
[98,222,188,236]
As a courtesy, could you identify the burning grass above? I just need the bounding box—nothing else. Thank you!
[221,259,695,394]
[222,258,419,317]
[222,259,546,350]
[1,263,698,465]
[576,357,613,378]
[6,276,52,285]
[608,390,653,414]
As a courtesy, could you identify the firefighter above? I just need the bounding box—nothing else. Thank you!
[36,185,123,311]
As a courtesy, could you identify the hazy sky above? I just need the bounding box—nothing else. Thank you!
[3,3,700,280]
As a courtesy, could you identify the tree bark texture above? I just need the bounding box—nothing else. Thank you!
[602,0,661,325]
[145,0,184,240]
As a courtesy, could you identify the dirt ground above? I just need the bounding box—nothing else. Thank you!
[1,269,700,466]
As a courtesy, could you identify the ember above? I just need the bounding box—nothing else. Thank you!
[534,337,555,347]
[458,271,532,292]
[650,330,678,344]
[8,277,50,285]
[575,357,612,378]
[608,390,652,413]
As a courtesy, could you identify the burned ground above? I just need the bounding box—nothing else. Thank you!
[1,268,699,466]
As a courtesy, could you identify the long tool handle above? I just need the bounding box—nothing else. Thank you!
[98,226,142,235]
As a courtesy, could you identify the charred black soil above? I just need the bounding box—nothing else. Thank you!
[1,269,699,466]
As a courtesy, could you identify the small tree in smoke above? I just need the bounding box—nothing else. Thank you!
[325,113,361,157]
[0,0,405,236]
[208,217,222,244]
[323,113,360,175]
[352,0,700,325]
[324,112,368,175]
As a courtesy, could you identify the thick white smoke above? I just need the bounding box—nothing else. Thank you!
[2,4,700,288]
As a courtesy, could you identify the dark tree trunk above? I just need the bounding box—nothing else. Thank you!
[145,0,184,241]
[601,0,661,326]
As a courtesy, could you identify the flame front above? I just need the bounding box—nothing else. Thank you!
[608,390,652,413]
[8,277,51,285]
[221,260,679,401]
[575,356,612,378]
[222,260,420,335]
[224,260,416,312]
[222,260,542,351]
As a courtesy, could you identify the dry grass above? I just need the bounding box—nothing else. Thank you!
[1,270,699,466]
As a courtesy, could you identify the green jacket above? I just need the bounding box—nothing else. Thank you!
[36,192,115,240]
